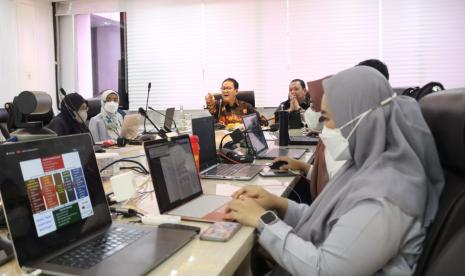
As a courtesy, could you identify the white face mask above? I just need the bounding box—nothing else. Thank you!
[104,101,119,114]
[304,108,323,132]
[320,126,352,161]
[320,93,398,161]
[324,147,347,179]
[75,111,88,123]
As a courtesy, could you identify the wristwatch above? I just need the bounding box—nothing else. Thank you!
[257,210,279,233]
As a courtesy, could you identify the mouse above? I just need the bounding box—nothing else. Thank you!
[270,160,288,170]
[0,236,14,266]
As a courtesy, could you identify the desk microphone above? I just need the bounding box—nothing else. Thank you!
[143,82,152,134]
[138,107,167,138]
[148,106,177,131]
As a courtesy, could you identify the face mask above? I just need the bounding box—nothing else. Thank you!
[75,111,88,123]
[324,147,347,179]
[320,93,398,161]
[104,101,119,114]
[304,108,323,132]
[320,126,352,161]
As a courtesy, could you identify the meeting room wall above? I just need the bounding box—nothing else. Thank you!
[0,0,57,112]
[55,0,465,110]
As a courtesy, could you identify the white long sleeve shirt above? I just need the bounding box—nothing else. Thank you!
[259,198,425,276]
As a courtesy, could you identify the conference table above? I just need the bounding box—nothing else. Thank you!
[0,131,314,275]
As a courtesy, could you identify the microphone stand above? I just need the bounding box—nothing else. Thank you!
[138,108,167,138]
[143,82,151,134]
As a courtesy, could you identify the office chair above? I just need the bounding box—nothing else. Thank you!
[213,90,255,107]
[413,88,465,276]
[86,97,101,120]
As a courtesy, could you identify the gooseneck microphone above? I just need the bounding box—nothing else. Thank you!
[143,82,152,134]
[148,107,177,131]
[138,107,167,138]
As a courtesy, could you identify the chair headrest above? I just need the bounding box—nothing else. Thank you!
[420,88,465,173]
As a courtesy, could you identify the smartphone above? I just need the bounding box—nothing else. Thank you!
[260,170,298,177]
[199,222,241,242]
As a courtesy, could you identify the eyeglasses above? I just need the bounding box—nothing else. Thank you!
[220,86,234,91]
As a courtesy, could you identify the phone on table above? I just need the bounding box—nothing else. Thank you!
[260,169,298,177]
[199,222,241,242]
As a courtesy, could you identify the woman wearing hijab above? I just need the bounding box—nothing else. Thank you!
[89,90,123,142]
[225,66,444,275]
[47,93,89,136]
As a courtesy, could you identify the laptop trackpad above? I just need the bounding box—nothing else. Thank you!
[168,195,231,218]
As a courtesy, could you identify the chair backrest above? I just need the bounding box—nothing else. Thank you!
[414,88,465,276]
[213,90,255,107]
[86,97,101,120]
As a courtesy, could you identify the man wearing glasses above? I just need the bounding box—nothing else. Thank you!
[205,78,267,127]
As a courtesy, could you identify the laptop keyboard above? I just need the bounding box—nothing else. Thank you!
[216,164,248,176]
[48,227,149,270]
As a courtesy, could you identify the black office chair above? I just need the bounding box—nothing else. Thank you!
[413,88,465,276]
[213,90,255,107]
[85,97,101,120]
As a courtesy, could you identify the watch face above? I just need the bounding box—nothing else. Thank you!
[261,211,277,224]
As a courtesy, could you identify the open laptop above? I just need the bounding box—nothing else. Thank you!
[192,116,265,180]
[144,135,231,222]
[163,107,176,132]
[242,114,306,160]
[0,134,195,275]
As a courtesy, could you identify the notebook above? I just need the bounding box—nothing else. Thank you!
[0,134,195,275]
[242,113,306,160]
[192,116,265,180]
[144,135,231,222]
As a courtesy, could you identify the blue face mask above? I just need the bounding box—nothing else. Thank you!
[320,93,397,161]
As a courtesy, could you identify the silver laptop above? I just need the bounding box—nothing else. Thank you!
[242,114,306,160]
[144,135,231,222]
[192,116,265,180]
[0,134,195,275]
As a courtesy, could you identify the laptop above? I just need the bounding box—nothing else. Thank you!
[144,135,231,222]
[163,107,176,132]
[289,131,319,146]
[192,116,265,180]
[242,114,306,160]
[0,134,195,275]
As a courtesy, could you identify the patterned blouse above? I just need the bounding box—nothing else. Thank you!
[206,99,267,126]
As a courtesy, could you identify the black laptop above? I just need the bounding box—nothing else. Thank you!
[242,114,306,160]
[144,135,231,222]
[0,134,195,275]
[192,116,265,180]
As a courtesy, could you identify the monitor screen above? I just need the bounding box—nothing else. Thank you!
[242,114,267,154]
[20,152,94,237]
[191,116,218,171]
[144,135,202,214]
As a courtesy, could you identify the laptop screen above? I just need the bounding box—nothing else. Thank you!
[0,134,111,266]
[242,114,268,154]
[164,107,175,130]
[144,135,203,214]
[191,116,218,171]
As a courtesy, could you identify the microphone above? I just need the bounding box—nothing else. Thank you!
[217,98,222,121]
[138,107,166,138]
[148,107,177,131]
[60,88,67,97]
[143,82,152,134]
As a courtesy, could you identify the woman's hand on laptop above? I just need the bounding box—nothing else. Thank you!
[224,197,265,228]
[231,186,288,218]
[273,156,310,174]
